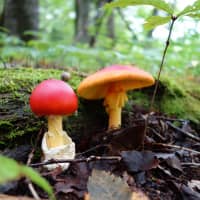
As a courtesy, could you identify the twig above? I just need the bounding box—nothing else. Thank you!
[27,183,41,200]
[76,144,109,157]
[166,121,200,142]
[26,128,44,200]
[30,156,121,168]
[149,127,166,142]
[144,16,177,145]
[117,8,138,40]
[181,162,200,167]
[150,16,177,110]
[153,116,187,123]
[27,128,44,166]
[153,143,200,155]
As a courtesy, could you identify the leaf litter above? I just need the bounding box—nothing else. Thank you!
[1,106,200,200]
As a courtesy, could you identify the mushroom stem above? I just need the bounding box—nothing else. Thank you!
[46,115,71,148]
[108,107,122,129]
[104,89,128,130]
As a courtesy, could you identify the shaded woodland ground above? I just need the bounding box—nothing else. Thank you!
[0,66,200,200]
[0,0,200,199]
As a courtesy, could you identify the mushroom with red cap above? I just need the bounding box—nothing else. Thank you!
[30,79,78,170]
[77,65,155,130]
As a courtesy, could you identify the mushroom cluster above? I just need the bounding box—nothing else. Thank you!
[29,65,154,171]
[30,79,78,170]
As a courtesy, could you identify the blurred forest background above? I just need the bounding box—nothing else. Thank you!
[0,0,199,76]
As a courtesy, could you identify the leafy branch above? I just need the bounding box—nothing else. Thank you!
[105,0,200,108]
[0,155,55,200]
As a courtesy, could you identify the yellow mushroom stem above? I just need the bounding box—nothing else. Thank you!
[46,115,71,148]
[103,88,128,130]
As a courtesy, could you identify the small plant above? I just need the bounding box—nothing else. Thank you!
[0,155,55,200]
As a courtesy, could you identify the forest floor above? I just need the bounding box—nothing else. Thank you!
[1,104,200,200]
[0,66,200,200]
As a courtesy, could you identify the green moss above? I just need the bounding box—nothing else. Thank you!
[0,67,81,93]
[0,67,200,148]
[128,91,150,109]
[0,67,82,147]
[160,76,200,122]
[0,121,13,129]
[127,75,200,123]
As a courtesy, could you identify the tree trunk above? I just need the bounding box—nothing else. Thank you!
[147,8,158,38]
[89,0,106,47]
[3,0,39,41]
[74,0,90,43]
[106,12,115,40]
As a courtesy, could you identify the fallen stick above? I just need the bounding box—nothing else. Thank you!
[26,128,44,200]
[153,143,200,155]
[30,156,121,168]
[166,121,200,142]
[181,162,200,167]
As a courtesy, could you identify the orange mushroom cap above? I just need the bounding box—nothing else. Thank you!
[77,65,155,99]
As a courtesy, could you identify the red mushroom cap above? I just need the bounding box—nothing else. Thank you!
[30,79,78,116]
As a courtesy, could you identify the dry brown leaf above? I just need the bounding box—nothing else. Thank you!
[0,194,47,200]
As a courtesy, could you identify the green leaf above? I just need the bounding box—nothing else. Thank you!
[187,13,200,19]
[0,155,55,200]
[177,0,200,17]
[143,16,171,30]
[105,0,174,15]
[22,166,55,200]
[0,156,21,183]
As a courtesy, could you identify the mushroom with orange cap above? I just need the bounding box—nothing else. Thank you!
[30,79,78,170]
[77,65,155,130]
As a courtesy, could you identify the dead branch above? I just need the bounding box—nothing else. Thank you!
[30,155,121,168]
[153,143,200,155]
[166,121,200,142]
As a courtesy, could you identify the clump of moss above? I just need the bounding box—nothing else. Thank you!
[0,67,200,149]
[160,76,200,123]
[126,75,200,123]
[0,67,82,148]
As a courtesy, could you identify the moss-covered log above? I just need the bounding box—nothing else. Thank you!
[0,67,200,148]
[0,67,107,149]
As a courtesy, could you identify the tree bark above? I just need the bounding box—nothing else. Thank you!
[2,0,39,41]
[106,12,115,41]
[74,0,90,43]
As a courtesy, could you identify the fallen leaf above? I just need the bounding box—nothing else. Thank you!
[54,162,89,198]
[87,169,149,200]
[121,151,159,173]
[165,156,183,172]
[108,124,146,154]
[173,182,200,200]
[0,194,46,200]
[188,180,200,191]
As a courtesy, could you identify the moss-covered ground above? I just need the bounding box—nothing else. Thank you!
[0,67,200,148]
[129,75,200,123]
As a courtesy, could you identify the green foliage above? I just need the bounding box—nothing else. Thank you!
[143,16,171,30]
[0,0,199,77]
[0,155,55,200]
[105,0,174,14]
[187,13,200,18]
[177,0,200,17]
